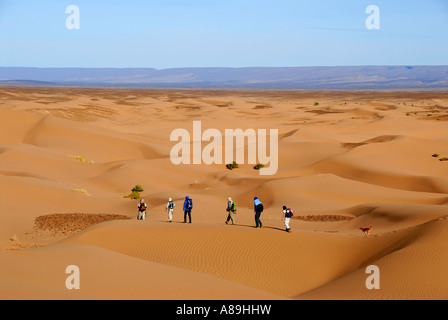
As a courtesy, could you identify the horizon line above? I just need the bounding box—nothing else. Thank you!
[2,65,448,70]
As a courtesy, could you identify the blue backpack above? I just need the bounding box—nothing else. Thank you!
[186,199,193,211]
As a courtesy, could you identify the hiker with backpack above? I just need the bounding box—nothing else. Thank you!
[254,197,263,228]
[225,197,236,225]
[166,197,175,222]
[137,199,147,221]
[183,196,193,223]
[282,205,293,233]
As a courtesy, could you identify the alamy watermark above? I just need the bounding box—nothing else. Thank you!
[170,121,279,176]
[365,5,380,30]
[65,5,379,31]
[66,5,80,30]
[65,265,80,290]
[365,265,380,290]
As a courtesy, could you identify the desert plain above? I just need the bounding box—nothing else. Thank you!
[0,87,447,300]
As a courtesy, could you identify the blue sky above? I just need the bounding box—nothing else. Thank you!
[0,0,447,68]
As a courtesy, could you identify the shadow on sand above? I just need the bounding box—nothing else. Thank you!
[158,220,288,232]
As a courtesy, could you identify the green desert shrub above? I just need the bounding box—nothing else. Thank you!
[253,163,265,170]
[124,185,144,199]
[226,161,239,170]
[132,185,144,193]
[123,191,141,199]
[72,188,91,196]
[432,154,440,158]
[70,155,94,164]
[439,157,448,162]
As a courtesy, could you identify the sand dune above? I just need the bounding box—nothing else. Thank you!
[0,87,447,300]
[0,243,283,300]
[297,217,448,299]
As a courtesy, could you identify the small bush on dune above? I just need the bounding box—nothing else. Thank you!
[72,188,91,196]
[253,163,265,170]
[123,191,141,199]
[124,185,144,199]
[70,155,94,164]
[132,185,144,193]
[226,161,239,170]
[431,154,448,161]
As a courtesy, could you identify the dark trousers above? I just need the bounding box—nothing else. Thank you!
[255,211,262,227]
[184,210,191,223]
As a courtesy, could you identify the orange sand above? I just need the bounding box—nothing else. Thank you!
[0,88,447,300]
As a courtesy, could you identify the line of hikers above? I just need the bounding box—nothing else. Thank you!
[137,196,294,233]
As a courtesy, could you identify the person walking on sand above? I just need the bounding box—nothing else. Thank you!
[282,205,294,233]
[225,197,236,225]
[137,198,147,221]
[166,197,175,222]
[183,196,193,223]
[254,197,264,228]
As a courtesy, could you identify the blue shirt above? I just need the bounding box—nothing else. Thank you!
[254,198,262,212]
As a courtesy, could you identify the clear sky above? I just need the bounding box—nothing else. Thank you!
[1,0,447,68]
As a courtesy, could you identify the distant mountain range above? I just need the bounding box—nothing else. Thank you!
[0,66,447,89]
